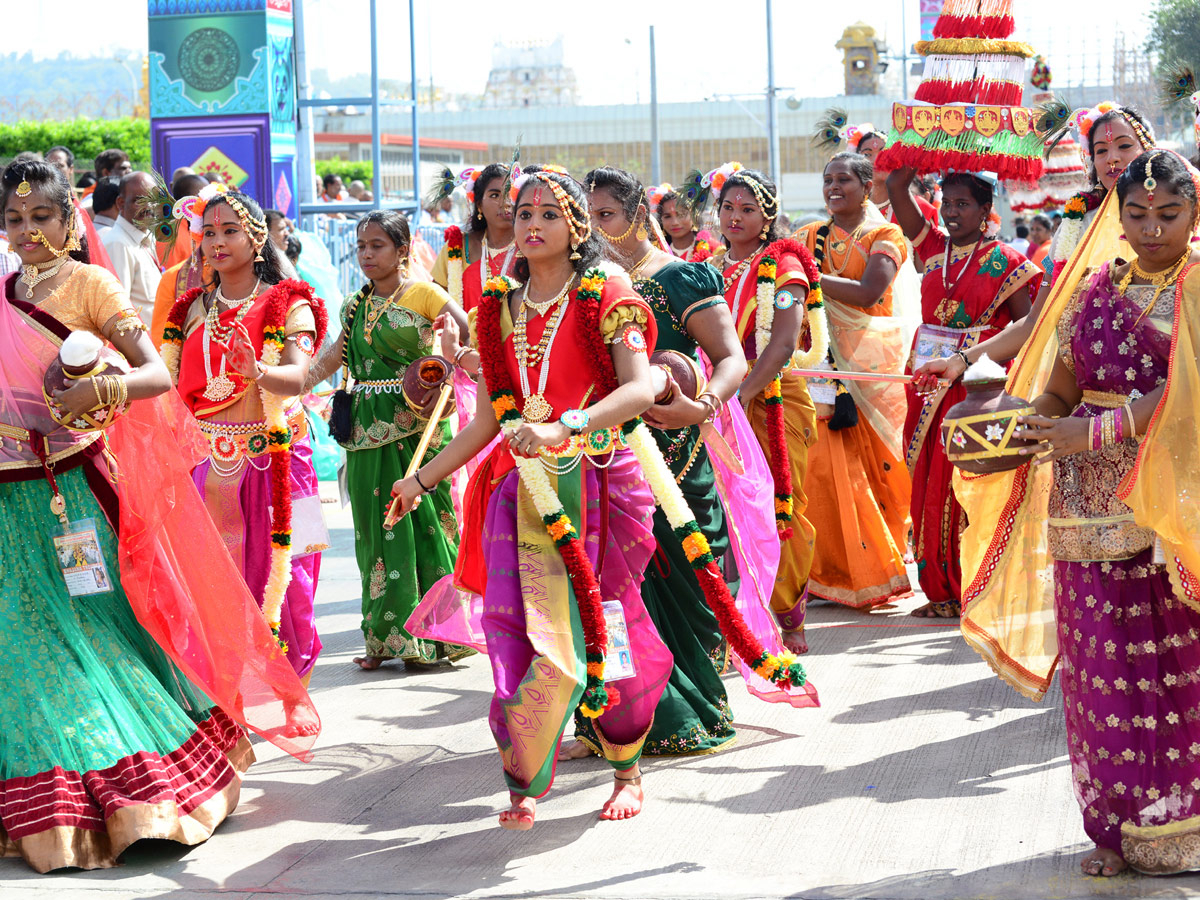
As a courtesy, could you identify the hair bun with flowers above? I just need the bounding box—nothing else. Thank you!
[703,161,744,202]
[172,181,228,237]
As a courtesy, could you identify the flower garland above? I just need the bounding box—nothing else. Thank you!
[623,419,807,691]
[744,238,826,537]
[477,271,615,718]
[163,280,328,649]
[1052,189,1104,265]
[444,225,465,306]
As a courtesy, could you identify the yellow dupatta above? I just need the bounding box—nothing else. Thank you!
[954,190,1125,700]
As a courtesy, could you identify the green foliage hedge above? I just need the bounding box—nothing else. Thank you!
[0,118,151,172]
[315,158,372,183]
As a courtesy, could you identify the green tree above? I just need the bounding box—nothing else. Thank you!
[1146,0,1200,68]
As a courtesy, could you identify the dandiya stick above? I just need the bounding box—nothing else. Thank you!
[790,368,915,384]
[383,382,454,529]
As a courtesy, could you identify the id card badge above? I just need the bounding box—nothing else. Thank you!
[913,324,963,371]
[602,600,636,681]
[802,358,837,406]
[53,518,114,596]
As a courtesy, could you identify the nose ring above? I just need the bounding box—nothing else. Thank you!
[1154,225,1163,237]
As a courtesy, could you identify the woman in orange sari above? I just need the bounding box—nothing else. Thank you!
[796,152,912,611]
[430,163,518,312]
[887,166,1039,617]
[712,164,822,653]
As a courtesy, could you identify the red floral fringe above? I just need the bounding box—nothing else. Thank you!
[765,388,792,540]
[913,78,1024,107]
[932,14,1015,40]
[875,145,1044,183]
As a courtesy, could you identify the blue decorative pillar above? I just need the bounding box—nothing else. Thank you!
[148,0,298,218]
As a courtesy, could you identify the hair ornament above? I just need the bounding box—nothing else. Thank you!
[704,161,745,201]
[646,183,673,213]
[1143,150,1161,208]
[16,179,31,198]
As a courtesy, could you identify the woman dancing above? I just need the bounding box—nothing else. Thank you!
[391,166,671,828]
[0,161,316,872]
[162,186,328,679]
[563,165,747,756]
[306,211,473,669]
[1007,149,1200,877]
[796,152,912,611]
[887,166,1039,617]
[712,164,822,653]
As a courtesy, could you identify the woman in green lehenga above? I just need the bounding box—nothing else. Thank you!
[563,166,748,756]
[308,211,472,669]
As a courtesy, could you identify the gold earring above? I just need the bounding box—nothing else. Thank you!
[980,220,987,233]
[569,242,582,260]
[636,221,648,241]
[861,193,871,209]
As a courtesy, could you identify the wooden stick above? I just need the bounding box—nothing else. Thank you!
[383,382,454,529]
[790,368,915,384]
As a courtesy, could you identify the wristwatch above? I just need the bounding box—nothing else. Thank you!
[559,408,590,435]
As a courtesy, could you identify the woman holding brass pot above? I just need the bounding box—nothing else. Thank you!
[306,211,472,669]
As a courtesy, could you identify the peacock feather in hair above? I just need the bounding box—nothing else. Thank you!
[1033,96,1075,152]
[677,168,708,220]
[424,166,457,208]
[811,107,850,155]
[1160,63,1198,107]
[498,136,523,201]
[138,172,180,247]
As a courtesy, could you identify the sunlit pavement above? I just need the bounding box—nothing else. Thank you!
[3,498,1195,900]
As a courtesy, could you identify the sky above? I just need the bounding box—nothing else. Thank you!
[27,0,1153,105]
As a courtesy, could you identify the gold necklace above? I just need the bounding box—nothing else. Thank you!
[513,293,571,423]
[1118,251,1191,329]
[827,219,867,277]
[628,247,657,280]
[202,280,262,402]
[722,247,760,295]
[19,256,69,299]
[523,275,575,317]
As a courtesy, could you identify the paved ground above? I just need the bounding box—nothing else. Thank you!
[5,500,1200,900]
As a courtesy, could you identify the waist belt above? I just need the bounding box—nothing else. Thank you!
[198,410,308,464]
[1080,390,1129,409]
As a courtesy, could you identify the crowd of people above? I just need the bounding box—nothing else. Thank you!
[2,95,1200,881]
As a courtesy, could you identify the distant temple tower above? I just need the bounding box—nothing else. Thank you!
[482,39,578,109]
[837,22,889,96]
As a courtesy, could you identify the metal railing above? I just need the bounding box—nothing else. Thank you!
[308,217,450,297]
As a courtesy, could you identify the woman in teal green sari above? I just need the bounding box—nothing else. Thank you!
[308,211,473,668]
[570,166,750,755]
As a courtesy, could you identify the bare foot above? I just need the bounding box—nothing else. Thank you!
[283,701,321,736]
[557,740,592,762]
[599,766,644,821]
[781,629,809,655]
[353,656,387,670]
[1080,846,1127,877]
[499,793,535,831]
[910,600,960,619]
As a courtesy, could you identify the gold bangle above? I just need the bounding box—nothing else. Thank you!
[1124,402,1136,440]
[91,376,105,410]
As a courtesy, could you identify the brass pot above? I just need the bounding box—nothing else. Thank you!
[402,355,457,421]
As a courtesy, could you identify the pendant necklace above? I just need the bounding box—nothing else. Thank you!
[203,279,261,402]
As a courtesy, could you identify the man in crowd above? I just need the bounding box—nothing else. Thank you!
[90,176,122,236]
[348,179,375,203]
[150,172,209,342]
[101,171,161,325]
[45,146,75,186]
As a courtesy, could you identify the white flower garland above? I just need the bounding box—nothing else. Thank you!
[258,336,291,633]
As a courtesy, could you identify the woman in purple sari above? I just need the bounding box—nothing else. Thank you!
[1015,149,1200,877]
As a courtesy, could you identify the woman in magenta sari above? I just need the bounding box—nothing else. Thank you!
[1013,149,1200,877]
[391,167,670,829]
